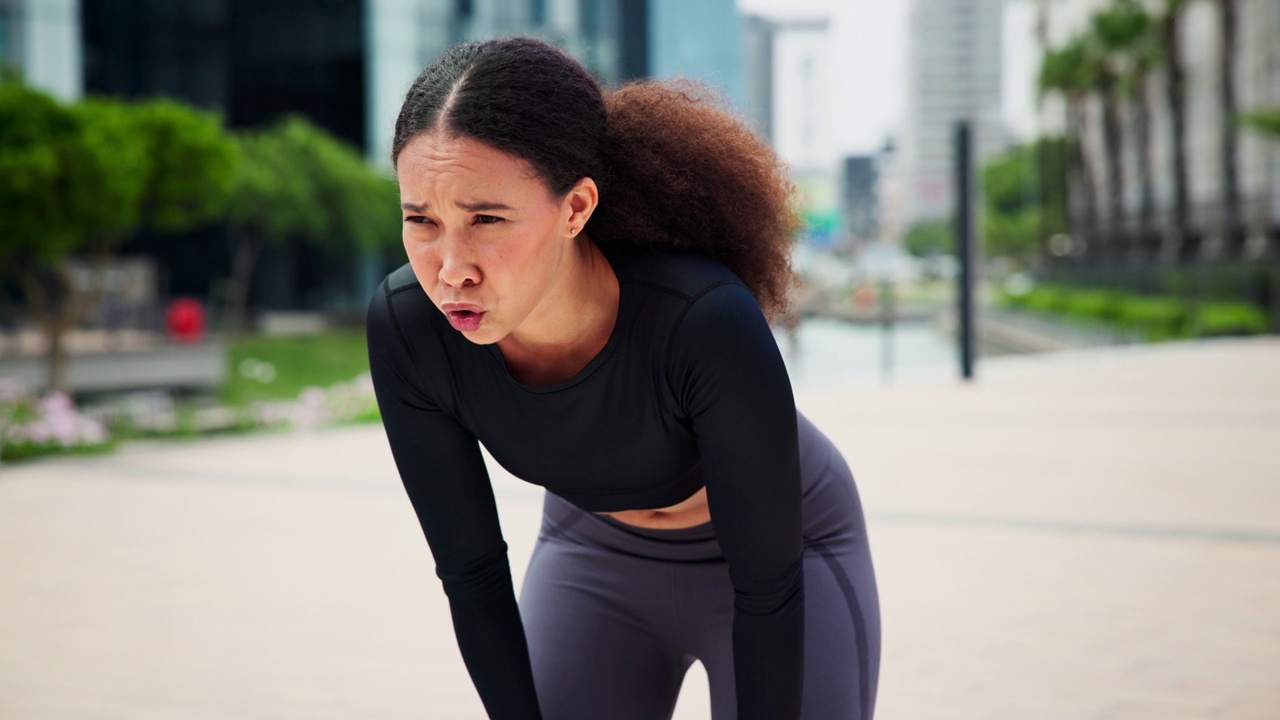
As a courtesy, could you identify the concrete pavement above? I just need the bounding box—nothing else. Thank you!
[2,338,1278,719]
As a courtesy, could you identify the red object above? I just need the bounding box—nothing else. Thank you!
[853,284,877,308]
[165,297,206,344]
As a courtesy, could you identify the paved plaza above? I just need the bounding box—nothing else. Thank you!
[2,338,1278,719]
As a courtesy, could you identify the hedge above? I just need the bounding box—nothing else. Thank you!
[1000,284,1269,341]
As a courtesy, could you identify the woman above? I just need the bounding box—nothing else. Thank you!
[367,37,879,720]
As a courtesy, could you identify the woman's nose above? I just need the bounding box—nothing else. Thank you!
[437,234,479,288]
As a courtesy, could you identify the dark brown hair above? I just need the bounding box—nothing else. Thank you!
[392,37,800,318]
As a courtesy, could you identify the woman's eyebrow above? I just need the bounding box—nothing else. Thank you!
[399,201,514,213]
[457,201,514,212]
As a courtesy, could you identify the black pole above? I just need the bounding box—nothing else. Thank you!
[955,120,976,380]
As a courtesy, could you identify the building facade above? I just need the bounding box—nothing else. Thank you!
[648,0,742,109]
[900,0,1006,227]
[841,155,878,244]
[1037,0,1280,257]
[6,0,750,315]
[1,0,81,99]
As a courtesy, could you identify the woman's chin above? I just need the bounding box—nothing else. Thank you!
[457,324,505,346]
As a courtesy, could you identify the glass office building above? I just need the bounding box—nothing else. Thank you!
[30,0,746,312]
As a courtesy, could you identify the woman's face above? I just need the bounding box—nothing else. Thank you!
[396,132,590,346]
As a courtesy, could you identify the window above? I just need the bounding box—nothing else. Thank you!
[0,0,20,70]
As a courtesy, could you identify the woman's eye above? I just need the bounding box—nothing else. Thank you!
[404,216,434,225]
[474,215,504,225]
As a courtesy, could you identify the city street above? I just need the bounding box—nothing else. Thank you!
[2,338,1278,719]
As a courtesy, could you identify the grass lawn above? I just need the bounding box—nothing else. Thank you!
[221,331,370,407]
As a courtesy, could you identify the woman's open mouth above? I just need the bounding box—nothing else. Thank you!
[442,304,485,332]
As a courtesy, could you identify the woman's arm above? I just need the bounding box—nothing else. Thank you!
[669,282,804,720]
[367,283,543,720]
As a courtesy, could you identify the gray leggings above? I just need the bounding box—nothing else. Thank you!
[519,413,880,719]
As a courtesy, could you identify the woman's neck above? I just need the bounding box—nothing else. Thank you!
[497,236,619,385]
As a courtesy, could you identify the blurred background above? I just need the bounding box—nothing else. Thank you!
[2,3,1279,720]
[2,0,1278,433]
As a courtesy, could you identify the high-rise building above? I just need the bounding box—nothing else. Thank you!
[742,14,775,143]
[767,17,840,247]
[841,155,878,244]
[13,0,751,313]
[373,0,749,170]
[648,0,742,109]
[900,0,1006,227]
[366,0,528,170]
[1,0,81,100]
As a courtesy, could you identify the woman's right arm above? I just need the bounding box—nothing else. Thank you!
[366,283,543,720]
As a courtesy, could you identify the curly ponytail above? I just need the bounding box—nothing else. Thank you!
[393,38,800,319]
[589,81,801,319]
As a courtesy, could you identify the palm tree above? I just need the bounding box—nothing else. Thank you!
[1218,0,1242,258]
[1238,108,1280,331]
[1160,0,1193,263]
[1092,0,1158,264]
[1039,36,1099,260]
[1128,12,1162,263]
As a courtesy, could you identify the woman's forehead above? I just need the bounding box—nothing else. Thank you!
[396,133,555,208]
[398,133,536,180]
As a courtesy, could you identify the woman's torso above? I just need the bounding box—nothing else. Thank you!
[380,243,791,527]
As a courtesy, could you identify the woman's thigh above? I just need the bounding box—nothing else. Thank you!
[798,539,880,720]
[678,546,879,720]
[687,420,881,719]
[796,420,881,719]
[520,536,694,720]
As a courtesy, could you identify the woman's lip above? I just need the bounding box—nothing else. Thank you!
[441,302,484,313]
[444,309,485,332]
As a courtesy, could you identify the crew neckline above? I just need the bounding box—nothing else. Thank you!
[484,242,632,394]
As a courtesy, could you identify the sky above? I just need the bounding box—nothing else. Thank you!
[736,0,1041,157]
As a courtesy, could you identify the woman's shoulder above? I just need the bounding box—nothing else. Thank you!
[605,243,745,301]
[371,264,442,327]
[607,244,770,360]
[378,263,429,305]
[367,263,463,362]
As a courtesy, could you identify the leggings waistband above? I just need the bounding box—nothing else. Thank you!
[540,491,724,562]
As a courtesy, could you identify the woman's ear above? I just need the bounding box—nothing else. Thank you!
[564,177,599,235]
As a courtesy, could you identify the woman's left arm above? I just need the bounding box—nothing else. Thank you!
[669,282,804,720]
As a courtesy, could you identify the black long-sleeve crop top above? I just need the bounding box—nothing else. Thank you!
[366,243,803,719]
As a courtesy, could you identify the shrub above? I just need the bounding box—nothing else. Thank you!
[0,384,113,462]
[1020,285,1071,314]
[1115,296,1191,341]
[1063,289,1124,322]
[997,280,1272,341]
[1193,302,1270,337]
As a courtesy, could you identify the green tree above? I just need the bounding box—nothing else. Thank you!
[222,116,399,333]
[1035,137,1071,246]
[287,117,400,257]
[1160,0,1193,262]
[0,85,84,270]
[0,85,236,392]
[1237,106,1280,332]
[1217,0,1243,256]
[904,222,953,258]
[1039,36,1099,253]
[131,99,238,232]
[1090,0,1153,263]
[0,87,150,392]
[223,119,323,335]
[981,139,1069,261]
[1112,0,1163,262]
